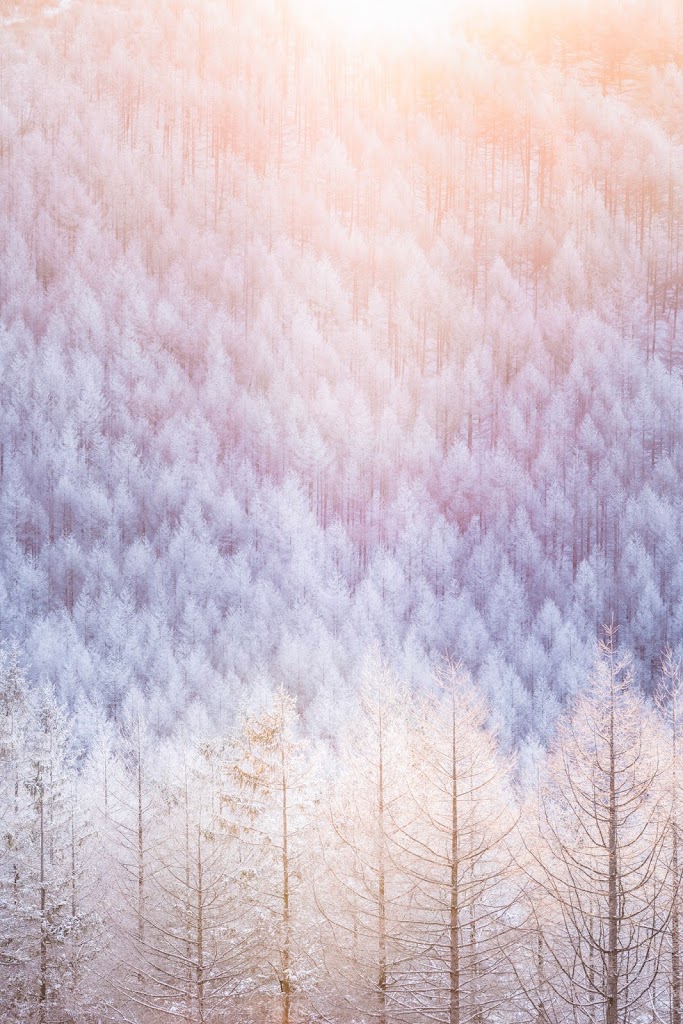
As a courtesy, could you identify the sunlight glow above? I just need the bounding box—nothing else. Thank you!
[304,0,459,42]
[302,0,529,44]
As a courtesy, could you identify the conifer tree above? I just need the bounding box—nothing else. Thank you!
[227,685,314,1024]
[314,656,412,1023]
[123,738,259,1023]
[656,649,683,1024]
[0,664,100,1023]
[397,663,519,1024]
[527,629,670,1024]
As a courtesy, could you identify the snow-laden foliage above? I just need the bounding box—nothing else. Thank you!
[1,0,683,737]
[2,644,683,1024]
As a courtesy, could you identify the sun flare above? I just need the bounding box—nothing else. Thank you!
[301,0,529,44]
[303,0,460,42]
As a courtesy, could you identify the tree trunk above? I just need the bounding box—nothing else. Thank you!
[449,700,460,1024]
[607,675,618,1024]
[378,718,387,1024]
[672,703,681,1024]
[281,746,291,1024]
[197,824,205,1024]
[137,753,144,948]
[39,777,47,1024]
[673,826,681,1024]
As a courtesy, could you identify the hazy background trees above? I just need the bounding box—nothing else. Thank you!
[1,0,683,744]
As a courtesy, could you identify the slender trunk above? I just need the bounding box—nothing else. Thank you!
[588,912,596,1024]
[185,762,192,997]
[14,757,19,897]
[607,677,618,1024]
[378,717,387,1024]
[281,746,291,1024]
[70,785,79,992]
[470,915,482,1024]
[197,824,205,1024]
[673,709,681,1024]
[71,791,77,918]
[39,777,47,1024]
[673,827,681,1024]
[450,698,460,1024]
[103,751,109,821]
[536,933,545,1024]
[137,754,144,948]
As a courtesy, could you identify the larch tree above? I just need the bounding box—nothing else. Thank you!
[106,689,161,1014]
[0,648,33,1014]
[0,677,101,1024]
[124,736,259,1023]
[655,648,683,1024]
[226,684,315,1024]
[527,629,671,1024]
[313,656,413,1024]
[395,663,520,1024]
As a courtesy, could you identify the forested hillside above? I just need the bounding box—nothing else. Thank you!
[4,0,683,1020]
[1,0,683,742]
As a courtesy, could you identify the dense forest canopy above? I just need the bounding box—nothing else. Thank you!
[4,0,683,1021]
[1,0,683,744]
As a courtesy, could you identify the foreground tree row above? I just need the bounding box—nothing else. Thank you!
[2,633,683,1024]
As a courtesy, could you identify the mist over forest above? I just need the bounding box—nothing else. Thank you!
[2,0,683,1021]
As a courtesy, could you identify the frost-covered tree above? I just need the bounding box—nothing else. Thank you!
[656,649,683,1024]
[123,737,259,1023]
[0,663,100,1023]
[527,630,671,1024]
[397,664,519,1024]
[314,657,413,1023]
[226,685,315,1024]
